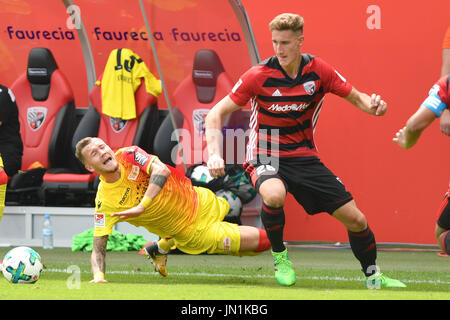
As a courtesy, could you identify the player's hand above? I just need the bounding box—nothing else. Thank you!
[207,153,225,178]
[439,109,450,136]
[111,205,145,220]
[393,126,408,149]
[370,93,387,116]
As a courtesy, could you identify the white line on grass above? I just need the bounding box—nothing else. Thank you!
[45,268,450,285]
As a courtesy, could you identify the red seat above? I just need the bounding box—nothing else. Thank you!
[6,48,76,204]
[13,48,76,170]
[153,49,248,170]
[152,49,261,226]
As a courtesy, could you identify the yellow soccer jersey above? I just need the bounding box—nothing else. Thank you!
[100,48,161,120]
[93,146,199,239]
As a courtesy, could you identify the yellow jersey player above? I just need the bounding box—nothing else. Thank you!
[75,137,270,283]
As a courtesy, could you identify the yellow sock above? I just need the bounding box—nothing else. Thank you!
[0,182,6,221]
[157,238,175,253]
[0,167,7,221]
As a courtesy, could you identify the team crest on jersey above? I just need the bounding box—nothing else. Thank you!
[303,81,316,95]
[94,213,105,227]
[27,107,47,131]
[110,117,127,133]
[192,109,210,136]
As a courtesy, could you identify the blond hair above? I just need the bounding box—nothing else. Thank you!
[75,137,93,165]
[269,13,304,34]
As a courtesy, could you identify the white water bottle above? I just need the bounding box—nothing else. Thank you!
[42,214,54,249]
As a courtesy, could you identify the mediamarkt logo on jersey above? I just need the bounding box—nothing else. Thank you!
[268,103,309,112]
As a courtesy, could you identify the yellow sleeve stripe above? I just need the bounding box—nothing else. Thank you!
[146,155,158,175]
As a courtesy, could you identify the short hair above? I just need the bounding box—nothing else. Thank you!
[269,13,304,34]
[75,137,93,165]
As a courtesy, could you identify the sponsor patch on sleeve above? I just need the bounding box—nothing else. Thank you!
[128,165,140,180]
[134,151,149,167]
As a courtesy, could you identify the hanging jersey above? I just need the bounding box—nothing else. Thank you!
[93,146,199,239]
[99,48,161,120]
[228,54,352,166]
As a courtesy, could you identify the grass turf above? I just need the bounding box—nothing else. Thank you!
[0,246,449,301]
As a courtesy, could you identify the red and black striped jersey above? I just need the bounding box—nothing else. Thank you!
[228,54,352,165]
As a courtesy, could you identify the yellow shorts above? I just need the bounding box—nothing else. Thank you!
[174,187,241,255]
[0,154,5,220]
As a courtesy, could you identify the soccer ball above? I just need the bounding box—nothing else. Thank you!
[190,165,214,184]
[2,246,43,284]
[216,189,242,224]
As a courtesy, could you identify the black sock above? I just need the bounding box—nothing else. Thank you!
[260,203,285,252]
[348,226,377,277]
[442,230,450,254]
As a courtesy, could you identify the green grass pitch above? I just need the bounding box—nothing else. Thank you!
[0,246,449,301]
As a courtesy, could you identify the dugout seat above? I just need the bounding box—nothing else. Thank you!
[153,49,249,169]
[40,70,159,206]
[152,49,262,227]
[6,47,77,205]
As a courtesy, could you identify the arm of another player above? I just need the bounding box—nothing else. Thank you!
[439,48,450,135]
[344,87,387,116]
[90,235,108,283]
[440,109,450,136]
[393,105,437,149]
[205,95,242,178]
[111,157,171,219]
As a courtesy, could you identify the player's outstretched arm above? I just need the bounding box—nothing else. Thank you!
[393,105,437,149]
[345,87,387,116]
[90,235,108,283]
[205,95,241,178]
[111,157,170,220]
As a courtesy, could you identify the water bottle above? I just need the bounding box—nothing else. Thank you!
[42,214,54,249]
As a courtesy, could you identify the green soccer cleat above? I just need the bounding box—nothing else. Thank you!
[364,272,407,289]
[272,249,296,286]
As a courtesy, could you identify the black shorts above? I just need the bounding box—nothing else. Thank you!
[437,190,450,230]
[245,157,353,215]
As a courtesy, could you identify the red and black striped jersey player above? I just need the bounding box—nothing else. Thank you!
[205,13,406,288]
[393,74,450,258]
